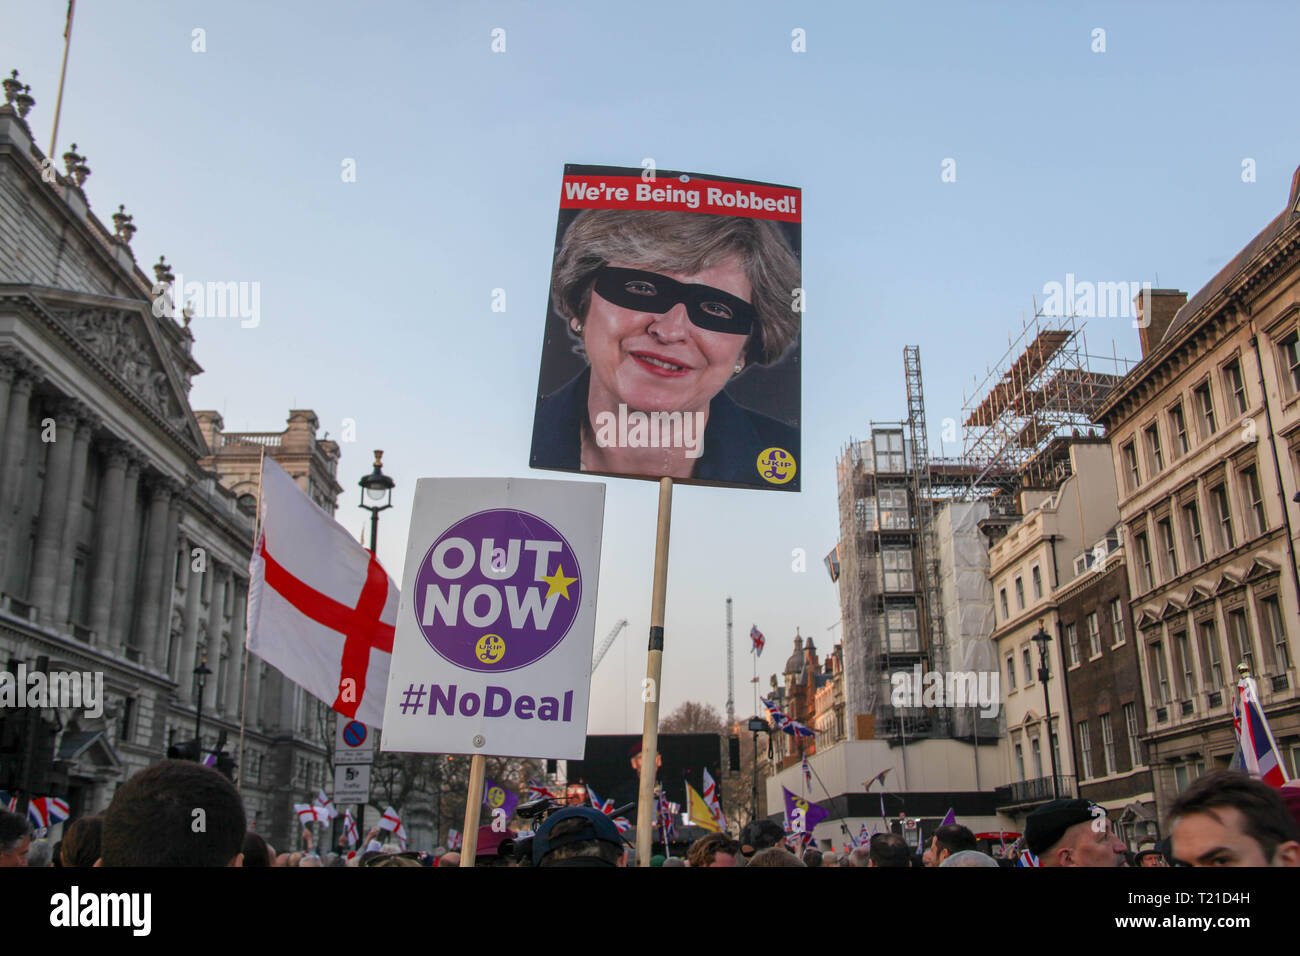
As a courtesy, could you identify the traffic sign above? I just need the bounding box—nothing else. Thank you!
[334,762,371,803]
[335,719,374,765]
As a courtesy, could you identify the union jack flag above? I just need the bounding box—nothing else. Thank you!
[1016,849,1041,867]
[801,754,812,790]
[750,626,765,656]
[26,796,69,829]
[760,697,815,737]
[702,768,727,830]
[1232,675,1289,787]
[527,779,558,800]
[654,786,677,842]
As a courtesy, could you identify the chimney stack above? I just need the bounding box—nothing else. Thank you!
[1135,289,1188,357]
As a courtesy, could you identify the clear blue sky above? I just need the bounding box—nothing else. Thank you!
[6,1,1299,733]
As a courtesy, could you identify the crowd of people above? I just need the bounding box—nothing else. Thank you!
[1,761,1297,867]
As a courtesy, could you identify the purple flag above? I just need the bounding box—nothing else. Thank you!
[782,786,830,835]
[483,778,520,819]
[941,808,956,827]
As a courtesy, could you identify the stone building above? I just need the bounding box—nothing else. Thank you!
[0,75,336,852]
[1094,167,1300,825]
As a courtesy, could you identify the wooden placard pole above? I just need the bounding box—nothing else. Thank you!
[635,478,674,865]
[460,753,487,866]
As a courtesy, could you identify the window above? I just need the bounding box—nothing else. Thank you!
[1006,655,1016,690]
[1145,424,1164,473]
[1199,620,1225,690]
[1135,533,1153,591]
[1260,596,1291,672]
[1175,632,1196,698]
[1239,466,1267,537]
[1169,403,1190,456]
[1111,598,1126,645]
[1183,501,1206,566]
[1087,612,1102,657]
[1078,721,1093,780]
[1149,641,1170,706]
[120,697,135,742]
[882,546,914,591]
[1158,517,1178,579]
[1122,441,1140,491]
[1175,763,1190,794]
[1279,330,1300,394]
[1015,742,1026,782]
[1100,713,1116,776]
[1031,736,1044,778]
[1000,588,1009,619]
[1066,623,1080,667]
[1228,609,1255,673]
[1031,565,1043,600]
[885,607,920,653]
[1015,577,1025,610]
[874,431,906,473]
[1222,358,1248,416]
[1210,484,1235,551]
[1023,647,1033,684]
[1123,703,1141,767]
[878,486,910,529]
[1194,382,1217,437]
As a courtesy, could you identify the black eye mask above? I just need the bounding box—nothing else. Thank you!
[590,266,755,335]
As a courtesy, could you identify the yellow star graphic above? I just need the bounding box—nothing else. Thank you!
[541,563,578,600]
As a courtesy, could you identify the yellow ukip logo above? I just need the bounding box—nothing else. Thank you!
[476,633,506,664]
[757,447,796,485]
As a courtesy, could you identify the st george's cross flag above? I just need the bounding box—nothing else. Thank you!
[247,457,398,727]
[294,803,331,825]
[313,789,339,821]
[378,805,407,846]
[343,810,359,846]
[702,767,727,830]
[750,625,765,656]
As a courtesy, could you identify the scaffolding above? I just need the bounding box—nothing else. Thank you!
[960,311,1130,495]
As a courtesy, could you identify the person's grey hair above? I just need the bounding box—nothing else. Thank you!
[27,838,53,867]
[662,856,686,867]
[939,850,1000,868]
[849,847,872,867]
[550,210,801,367]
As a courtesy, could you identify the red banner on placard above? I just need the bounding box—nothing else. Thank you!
[559,174,800,222]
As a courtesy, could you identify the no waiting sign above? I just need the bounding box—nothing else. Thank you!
[335,719,374,765]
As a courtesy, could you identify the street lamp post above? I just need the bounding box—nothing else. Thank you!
[747,717,769,824]
[358,450,395,555]
[194,655,212,761]
[1030,623,1060,800]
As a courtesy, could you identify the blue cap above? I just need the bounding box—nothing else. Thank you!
[531,807,624,865]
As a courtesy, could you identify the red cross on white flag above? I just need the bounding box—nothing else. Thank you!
[246,457,398,727]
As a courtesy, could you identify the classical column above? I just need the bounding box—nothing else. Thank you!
[108,457,142,652]
[245,659,262,732]
[153,494,184,667]
[0,356,15,468]
[133,478,174,666]
[54,409,97,623]
[29,402,82,621]
[86,443,129,644]
[204,564,228,713]
[177,537,204,703]
[0,362,38,583]
[226,580,247,716]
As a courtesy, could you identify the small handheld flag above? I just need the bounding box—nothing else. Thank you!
[686,781,722,833]
[343,809,359,846]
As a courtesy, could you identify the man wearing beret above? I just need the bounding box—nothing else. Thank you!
[1024,798,1127,867]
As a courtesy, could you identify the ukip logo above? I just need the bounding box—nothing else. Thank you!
[487,785,507,809]
[414,509,581,673]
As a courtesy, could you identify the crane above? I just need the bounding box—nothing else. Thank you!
[590,619,629,674]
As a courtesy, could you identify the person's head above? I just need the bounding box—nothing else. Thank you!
[274,852,291,867]
[923,824,977,867]
[803,848,823,868]
[822,851,838,867]
[532,807,627,867]
[0,808,31,867]
[868,833,911,867]
[1170,770,1300,867]
[241,831,272,868]
[61,816,102,868]
[939,850,1000,868]
[687,832,740,868]
[474,824,516,867]
[360,851,421,867]
[836,852,850,867]
[662,856,686,867]
[628,743,663,777]
[1025,799,1126,868]
[552,210,800,416]
[849,846,872,867]
[439,851,461,868]
[738,818,785,860]
[746,846,805,867]
[26,839,53,868]
[98,760,246,866]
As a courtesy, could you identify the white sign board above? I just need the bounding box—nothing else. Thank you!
[335,719,375,765]
[380,477,605,759]
[334,762,371,803]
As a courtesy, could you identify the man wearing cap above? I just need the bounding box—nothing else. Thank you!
[1024,798,1127,867]
[532,806,628,867]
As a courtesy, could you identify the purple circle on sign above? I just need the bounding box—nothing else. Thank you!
[414,509,581,673]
